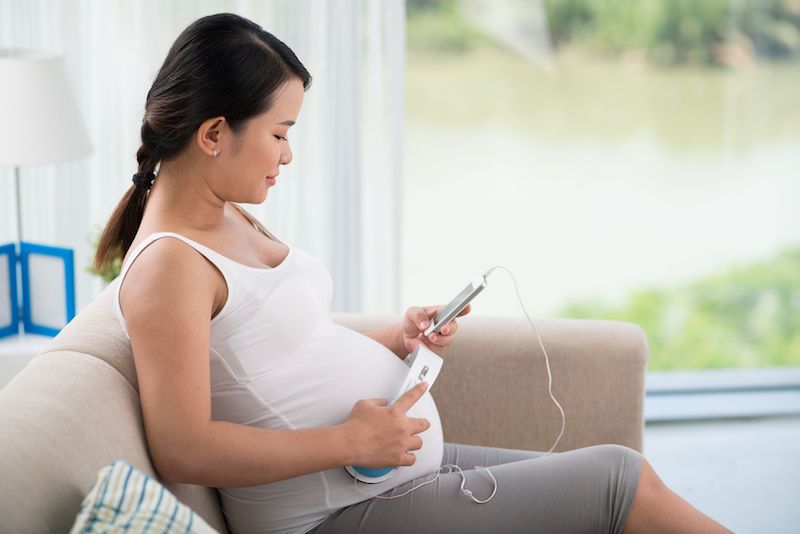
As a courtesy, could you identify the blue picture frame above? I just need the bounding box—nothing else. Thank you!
[0,243,18,339]
[19,241,76,337]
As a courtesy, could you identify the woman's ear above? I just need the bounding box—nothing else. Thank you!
[197,116,226,157]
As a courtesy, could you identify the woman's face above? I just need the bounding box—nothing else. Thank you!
[210,77,304,204]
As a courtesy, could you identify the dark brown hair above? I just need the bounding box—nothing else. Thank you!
[93,12,311,274]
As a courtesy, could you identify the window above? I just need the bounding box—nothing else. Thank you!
[403,0,800,371]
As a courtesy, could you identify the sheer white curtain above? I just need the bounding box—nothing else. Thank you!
[0,0,405,315]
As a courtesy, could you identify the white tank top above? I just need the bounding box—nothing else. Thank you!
[113,229,444,534]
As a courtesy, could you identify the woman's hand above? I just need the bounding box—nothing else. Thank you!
[343,382,431,468]
[400,303,471,355]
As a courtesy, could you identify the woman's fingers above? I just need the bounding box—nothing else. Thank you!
[428,321,456,343]
[412,417,431,433]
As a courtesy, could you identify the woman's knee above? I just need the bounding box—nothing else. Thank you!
[592,444,652,492]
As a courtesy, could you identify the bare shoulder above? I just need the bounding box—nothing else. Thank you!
[119,235,224,325]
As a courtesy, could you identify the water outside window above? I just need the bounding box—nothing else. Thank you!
[402,0,800,371]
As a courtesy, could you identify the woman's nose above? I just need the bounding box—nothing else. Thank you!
[281,144,293,165]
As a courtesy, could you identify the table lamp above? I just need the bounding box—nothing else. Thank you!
[0,48,93,338]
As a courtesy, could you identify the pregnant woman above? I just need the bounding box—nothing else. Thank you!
[93,12,731,534]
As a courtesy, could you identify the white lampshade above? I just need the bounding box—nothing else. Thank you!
[0,49,92,166]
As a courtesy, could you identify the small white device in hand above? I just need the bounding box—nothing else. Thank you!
[424,274,487,338]
[391,344,443,403]
[345,345,444,483]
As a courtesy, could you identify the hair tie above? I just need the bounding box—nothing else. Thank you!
[132,171,156,189]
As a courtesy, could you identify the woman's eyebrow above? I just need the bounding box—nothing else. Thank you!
[277,120,295,126]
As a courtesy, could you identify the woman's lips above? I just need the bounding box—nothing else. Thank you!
[266,176,277,184]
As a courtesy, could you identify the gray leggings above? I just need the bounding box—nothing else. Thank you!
[308,442,643,534]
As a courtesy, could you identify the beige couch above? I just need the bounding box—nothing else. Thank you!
[0,279,648,533]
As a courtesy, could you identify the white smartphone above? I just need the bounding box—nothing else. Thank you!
[423,274,487,338]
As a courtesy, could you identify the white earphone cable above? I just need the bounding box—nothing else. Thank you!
[484,265,566,455]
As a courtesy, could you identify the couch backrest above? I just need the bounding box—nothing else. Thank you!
[0,274,648,532]
[0,280,230,533]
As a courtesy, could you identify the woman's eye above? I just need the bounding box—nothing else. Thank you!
[274,135,287,141]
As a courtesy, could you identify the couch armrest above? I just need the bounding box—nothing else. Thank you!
[330,313,648,453]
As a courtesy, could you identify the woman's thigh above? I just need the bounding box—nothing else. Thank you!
[309,442,643,534]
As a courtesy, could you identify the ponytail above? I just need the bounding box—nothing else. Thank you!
[92,132,159,275]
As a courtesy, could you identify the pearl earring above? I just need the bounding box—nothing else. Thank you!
[212,149,218,157]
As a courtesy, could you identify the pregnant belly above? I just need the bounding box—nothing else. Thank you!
[214,323,446,519]
[315,325,445,500]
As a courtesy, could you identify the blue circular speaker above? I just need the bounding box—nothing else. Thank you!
[344,464,397,483]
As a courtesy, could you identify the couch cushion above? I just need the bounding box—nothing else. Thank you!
[69,460,218,533]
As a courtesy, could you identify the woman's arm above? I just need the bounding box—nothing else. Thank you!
[164,421,352,486]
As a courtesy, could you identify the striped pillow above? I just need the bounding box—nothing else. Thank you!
[69,460,218,534]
